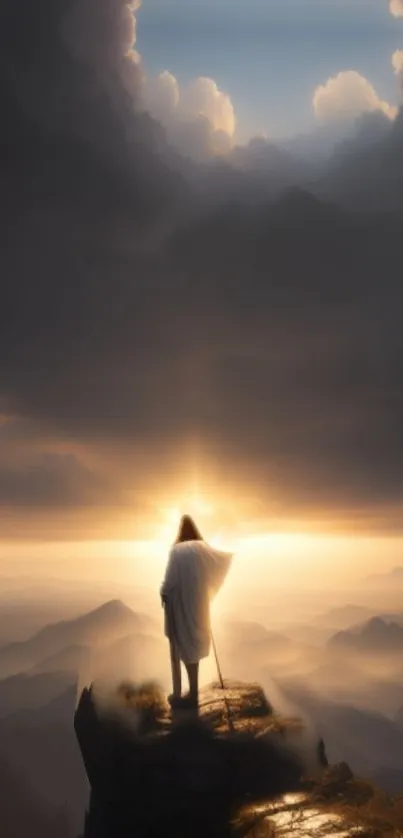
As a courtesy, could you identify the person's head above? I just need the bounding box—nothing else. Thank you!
[174,514,203,544]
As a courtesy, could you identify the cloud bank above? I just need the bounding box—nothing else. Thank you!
[1,0,403,537]
[142,71,236,159]
[313,70,396,124]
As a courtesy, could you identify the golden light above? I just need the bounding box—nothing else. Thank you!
[155,494,215,546]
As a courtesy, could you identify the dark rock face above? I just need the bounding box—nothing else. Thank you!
[74,680,306,838]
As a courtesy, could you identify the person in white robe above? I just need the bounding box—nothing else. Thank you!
[160,514,233,708]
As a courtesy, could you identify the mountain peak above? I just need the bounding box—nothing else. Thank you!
[75,599,140,632]
[363,617,403,637]
[366,616,387,630]
[93,599,131,616]
[328,615,403,652]
[0,598,143,678]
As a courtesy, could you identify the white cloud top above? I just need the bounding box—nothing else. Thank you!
[313,70,397,124]
[142,71,236,159]
[390,0,403,18]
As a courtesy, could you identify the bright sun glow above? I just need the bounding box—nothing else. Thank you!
[156,494,215,545]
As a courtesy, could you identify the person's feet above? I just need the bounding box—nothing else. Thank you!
[167,692,198,710]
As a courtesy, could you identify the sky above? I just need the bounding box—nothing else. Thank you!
[137,0,403,138]
[2,0,403,583]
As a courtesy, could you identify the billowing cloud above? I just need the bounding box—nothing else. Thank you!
[63,0,141,70]
[144,70,180,122]
[179,77,235,136]
[2,0,403,538]
[142,71,236,159]
[66,0,237,162]
[390,0,403,17]
[313,71,396,124]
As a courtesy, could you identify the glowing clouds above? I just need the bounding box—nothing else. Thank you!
[65,0,236,158]
[390,0,403,17]
[144,71,180,122]
[142,71,236,159]
[180,77,236,137]
[313,71,396,125]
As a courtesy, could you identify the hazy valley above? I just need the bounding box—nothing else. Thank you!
[2,565,403,835]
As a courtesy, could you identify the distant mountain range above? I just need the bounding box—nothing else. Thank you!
[0,671,74,719]
[0,599,157,678]
[314,604,378,630]
[220,620,293,650]
[0,599,166,834]
[328,617,403,653]
[284,653,403,718]
[277,680,403,786]
[0,599,166,720]
[4,594,403,831]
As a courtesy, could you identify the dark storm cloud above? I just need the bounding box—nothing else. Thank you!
[0,0,178,213]
[1,0,403,518]
[0,453,112,507]
[160,194,403,508]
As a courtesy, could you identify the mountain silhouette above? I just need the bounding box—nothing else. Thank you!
[328,617,403,653]
[0,600,145,677]
[0,671,74,718]
[220,620,291,647]
[277,681,403,784]
[30,644,90,675]
[6,684,77,724]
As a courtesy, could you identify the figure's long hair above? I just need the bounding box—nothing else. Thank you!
[174,514,203,544]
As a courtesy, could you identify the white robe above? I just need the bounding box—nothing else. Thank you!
[160,540,233,664]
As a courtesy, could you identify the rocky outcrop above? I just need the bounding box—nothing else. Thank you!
[74,679,314,838]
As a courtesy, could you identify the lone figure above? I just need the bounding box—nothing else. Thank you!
[160,515,233,708]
